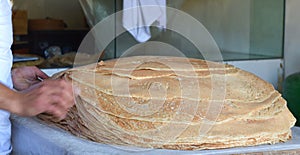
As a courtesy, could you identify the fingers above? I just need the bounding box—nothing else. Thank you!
[32,66,49,79]
[45,104,69,121]
[18,78,76,120]
[45,99,73,121]
[41,79,75,120]
[12,66,49,91]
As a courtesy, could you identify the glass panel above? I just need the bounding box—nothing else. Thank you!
[114,0,284,61]
[89,0,116,60]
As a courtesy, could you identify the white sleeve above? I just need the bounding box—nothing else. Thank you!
[0,0,13,88]
[0,1,13,154]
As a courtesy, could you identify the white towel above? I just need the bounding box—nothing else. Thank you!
[123,0,166,42]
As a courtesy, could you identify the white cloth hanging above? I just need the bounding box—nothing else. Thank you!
[0,0,13,154]
[123,0,166,42]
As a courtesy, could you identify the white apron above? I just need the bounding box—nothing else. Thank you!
[0,0,13,154]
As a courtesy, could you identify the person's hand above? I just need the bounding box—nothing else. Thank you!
[11,66,49,91]
[11,79,75,121]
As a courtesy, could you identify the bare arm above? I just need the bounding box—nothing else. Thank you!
[0,79,74,120]
[0,66,75,120]
[0,82,20,113]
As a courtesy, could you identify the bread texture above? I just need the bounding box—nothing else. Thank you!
[39,56,296,150]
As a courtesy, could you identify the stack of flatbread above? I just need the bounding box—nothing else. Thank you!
[39,56,296,150]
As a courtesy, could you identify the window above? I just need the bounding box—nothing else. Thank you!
[85,0,285,61]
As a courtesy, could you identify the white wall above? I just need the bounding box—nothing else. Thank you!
[284,0,300,77]
[13,0,86,29]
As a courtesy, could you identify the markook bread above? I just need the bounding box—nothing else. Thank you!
[39,56,296,150]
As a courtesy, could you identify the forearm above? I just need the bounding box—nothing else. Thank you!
[0,83,20,114]
[0,79,74,119]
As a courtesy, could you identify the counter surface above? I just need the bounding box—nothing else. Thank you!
[11,115,300,155]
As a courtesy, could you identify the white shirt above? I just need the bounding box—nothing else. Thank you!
[0,0,13,154]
